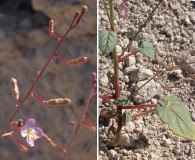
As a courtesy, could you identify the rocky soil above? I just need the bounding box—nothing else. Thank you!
[0,0,97,160]
[99,0,195,160]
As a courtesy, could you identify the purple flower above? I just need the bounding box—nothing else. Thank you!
[21,118,43,147]
[117,3,127,16]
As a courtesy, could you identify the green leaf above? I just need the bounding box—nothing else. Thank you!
[101,107,113,114]
[116,110,122,117]
[114,96,130,106]
[138,40,157,60]
[157,96,195,140]
[123,111,132,125]
[99,30,117,54]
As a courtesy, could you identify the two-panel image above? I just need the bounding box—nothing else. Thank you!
[0,0,194,160]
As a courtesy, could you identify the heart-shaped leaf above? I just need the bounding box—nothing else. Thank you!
[157,96,195,140]
[114,96,130,106]
[138,40,159,61]
[101,107,113,114]
[99,30,117,54]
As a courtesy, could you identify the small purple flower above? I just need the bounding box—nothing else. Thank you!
[21,118,43,147]
[117,3,128,16]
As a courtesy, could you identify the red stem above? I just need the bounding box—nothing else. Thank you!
[99,94,115,99]
[63,74,96,160]
[118,50,139,62]
[0,11,80,138]
[54,53,67,65]
[30,92,46,104]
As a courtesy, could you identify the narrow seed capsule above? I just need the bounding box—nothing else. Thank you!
[66,57,87,66]
[10,78,20,101]
[45,98,71,106]
[43,134,67,153]
[43,134,55,146]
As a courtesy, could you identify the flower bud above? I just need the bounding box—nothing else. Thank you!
[10,78,19,101]
[74,11,80,20]
[67,57,87,66]
[92,72,97,83]
[11,134,28,152]
[49,19,54,33]
[80,6,88,16]
[45,98,71,106]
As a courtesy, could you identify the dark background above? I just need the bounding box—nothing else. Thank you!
[0,0,97,159]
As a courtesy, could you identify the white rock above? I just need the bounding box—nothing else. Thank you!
[124,121,135,133]
[163,138,172,147]
[125,56,136,67]
[99,133,107,141]
[189,13,195,23]
[133,80,163,103]
[99,73,109,87]
[130,68,153,81]
[119,133,135,147]
[116,45,123,56]
[107,149,118,159]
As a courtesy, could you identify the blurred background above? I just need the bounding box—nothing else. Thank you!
[0,0,97,159]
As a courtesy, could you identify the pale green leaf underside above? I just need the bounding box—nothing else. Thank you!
[157,96,195,140]
[99,30,117,54]
[123,111,132,125]
[138,40,156,60]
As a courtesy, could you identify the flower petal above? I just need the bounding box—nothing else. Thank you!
[21,126,28,137]
[26,136,34,147]
[34,127,43,139]
[25,118,35,128]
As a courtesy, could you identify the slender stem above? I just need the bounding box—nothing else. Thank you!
[120,104,157,109]
[118,50,139,62]
[102,0,112,30]
[132,109,156,118]
[128,60,195,100]
[30,92,46,104]
[107,0,123,147]
[119,0,163,58]
[54,53,67,65]
[99,94,115,99]
[0,19,76,138]
[63,78,96,160]
[99,86,113,95]
[109,0,115,31]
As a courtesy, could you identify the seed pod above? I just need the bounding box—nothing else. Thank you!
[42,134,55,146]
[10,78,19,101]
[43,134,67,153]
[45,98,71,106]
[66,57,87,66]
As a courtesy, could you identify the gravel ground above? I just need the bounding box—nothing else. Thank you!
[99,0,195,159]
